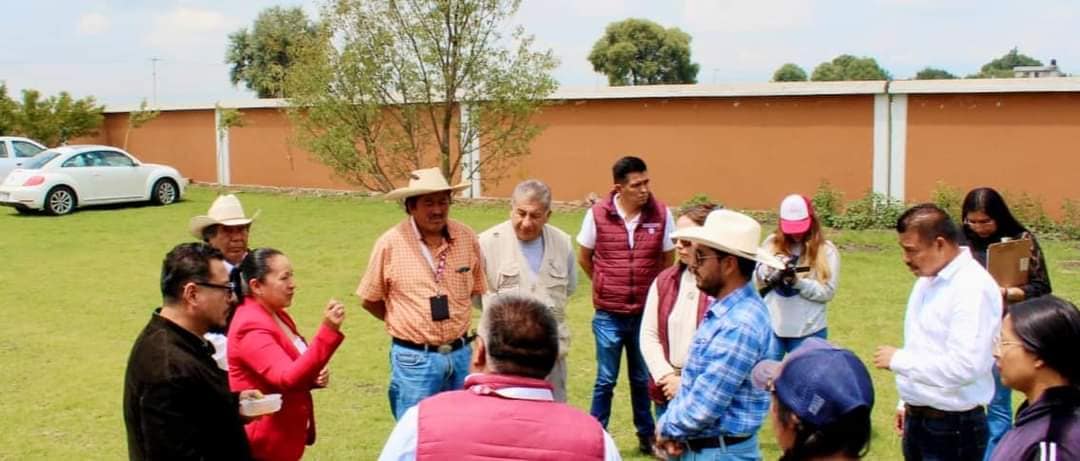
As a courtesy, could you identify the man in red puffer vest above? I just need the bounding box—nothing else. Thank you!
[377,295,620,460]
[577,156,676,456]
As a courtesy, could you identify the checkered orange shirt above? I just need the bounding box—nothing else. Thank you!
[356,218,486,345]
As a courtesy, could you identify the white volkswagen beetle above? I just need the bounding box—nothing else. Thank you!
[0,145,187,215]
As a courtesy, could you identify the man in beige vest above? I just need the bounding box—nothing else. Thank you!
[479,179,577,401]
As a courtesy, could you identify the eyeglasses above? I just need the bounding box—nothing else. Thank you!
[694,249,725,262]
[992,335,1024,355]
[195,281,236,295]
[671,238,691,247]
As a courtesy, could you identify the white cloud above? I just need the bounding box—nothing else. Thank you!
[682,0,813,33]
[77,12,110,35]
[145,6,232,51]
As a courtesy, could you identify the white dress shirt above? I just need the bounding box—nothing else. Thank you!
[890,247,1003,411]
[378,397,622,461]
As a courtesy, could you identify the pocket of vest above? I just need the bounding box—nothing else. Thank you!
[496,270,521,291]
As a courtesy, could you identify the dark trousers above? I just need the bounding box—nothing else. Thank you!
[903,405,988,461]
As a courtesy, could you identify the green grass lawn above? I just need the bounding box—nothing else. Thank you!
[1,186,1077,460]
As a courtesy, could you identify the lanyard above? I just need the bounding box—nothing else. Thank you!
[433,249,449,285]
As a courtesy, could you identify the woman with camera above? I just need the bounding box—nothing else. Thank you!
[989,295,1080,461]
[756,194,840,360]
[961,187,1052,459]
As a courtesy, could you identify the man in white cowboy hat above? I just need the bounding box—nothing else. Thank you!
[357,167,487,420]
[478,179,577,402]
[189,193,258,367]
[653,209,784,460]
[189,194,259,281]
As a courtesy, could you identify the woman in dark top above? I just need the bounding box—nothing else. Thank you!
[990,295,1080,461]
[961,187,1053,460]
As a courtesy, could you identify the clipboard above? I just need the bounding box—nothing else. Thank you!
[986,238,1034,287]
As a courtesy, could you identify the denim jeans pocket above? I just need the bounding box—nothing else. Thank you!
[921,417,961,438]
[393,349,428,368]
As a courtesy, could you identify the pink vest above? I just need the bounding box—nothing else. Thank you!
[417,374,605,461]
[591,193,668,314]
[648,264,709,403]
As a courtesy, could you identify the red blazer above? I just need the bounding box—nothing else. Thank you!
[227,297,345,461]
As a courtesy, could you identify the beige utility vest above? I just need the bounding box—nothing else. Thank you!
[479,221,573,356]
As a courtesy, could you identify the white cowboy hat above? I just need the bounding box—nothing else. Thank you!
[383,167,470,201]
[188,194,260,239]
[672,209,785,269]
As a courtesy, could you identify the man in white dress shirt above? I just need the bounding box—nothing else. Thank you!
[874,203,1002,461]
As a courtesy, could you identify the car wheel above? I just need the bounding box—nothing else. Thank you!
[151,179,179,205]
[45,186,77,216]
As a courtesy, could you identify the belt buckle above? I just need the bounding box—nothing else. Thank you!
[437,344,453,354]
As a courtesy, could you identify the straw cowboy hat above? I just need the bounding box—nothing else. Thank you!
[383,167,470,201]
[672,209,785,269]
[188,194,260,239]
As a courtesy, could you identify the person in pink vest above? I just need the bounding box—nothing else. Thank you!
[577,155,676,456]
[639,203,718,421]
[377,294,622,460]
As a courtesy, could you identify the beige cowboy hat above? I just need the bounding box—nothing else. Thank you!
[188,194,260,239]
[672,209,785,269]
[383,167,470,201]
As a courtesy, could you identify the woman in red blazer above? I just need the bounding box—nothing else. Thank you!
[228,248,346,461]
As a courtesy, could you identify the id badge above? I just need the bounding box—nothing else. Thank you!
[430,295,450,321]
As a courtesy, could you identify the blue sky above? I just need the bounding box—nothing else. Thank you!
[1,0,1074,107]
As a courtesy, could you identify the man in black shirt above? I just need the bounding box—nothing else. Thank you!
[123,242,258,460]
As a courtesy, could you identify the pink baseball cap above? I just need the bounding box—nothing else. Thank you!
[779,194,814,235]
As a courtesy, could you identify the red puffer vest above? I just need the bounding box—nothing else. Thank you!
[417,374,606,461]
[647,264,710,403]
[591,192,668,314]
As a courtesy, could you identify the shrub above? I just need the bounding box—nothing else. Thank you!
[1059,198,1080,240]
[1004,191,1056,234]
[812,180,844,228]
[832,190,906,230]
[930,181,963,222]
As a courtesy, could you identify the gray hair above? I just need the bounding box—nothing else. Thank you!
[510,179,552,211]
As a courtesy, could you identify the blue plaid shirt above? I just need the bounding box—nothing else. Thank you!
[657,281,774,439]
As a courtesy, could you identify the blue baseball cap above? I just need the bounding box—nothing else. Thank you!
[751,338,875,427]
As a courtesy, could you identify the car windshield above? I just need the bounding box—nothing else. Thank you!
[22,150,62,170]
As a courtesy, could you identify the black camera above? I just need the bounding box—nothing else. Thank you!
[759,255,810,297]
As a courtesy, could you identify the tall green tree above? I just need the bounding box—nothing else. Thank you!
[226,6,318,98]
[0,84,17,135]
[588,18,699,86]
[969,48,1042,78]
[286,0,558,192]
[811,54,891,81]
[914,67,957,80]
[11,89,103,146]
[772,63,808,82]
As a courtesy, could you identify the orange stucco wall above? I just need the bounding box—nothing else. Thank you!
[905,92,1080,216]
[483,95,875,210]
[86,111,218,183]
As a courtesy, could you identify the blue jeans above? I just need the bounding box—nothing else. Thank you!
[387,342,471,420]
[984,365,1013,460]
[676,434,761,461]
[768,328,828,361]
[590,310,655,437]
[903,406,987,461]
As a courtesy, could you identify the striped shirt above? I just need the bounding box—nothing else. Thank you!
[357,218,486,345]
[657,281,774,439]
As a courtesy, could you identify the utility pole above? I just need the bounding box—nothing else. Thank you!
[150,57,161,106]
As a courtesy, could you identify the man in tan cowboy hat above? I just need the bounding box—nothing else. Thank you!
[189,194,259,276]
[189,194,258,357]
[356,167,487,419]
[652,209,784,460]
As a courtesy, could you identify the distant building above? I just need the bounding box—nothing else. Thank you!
[1014,59,1064,78]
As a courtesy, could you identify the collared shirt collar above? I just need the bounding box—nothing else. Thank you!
[706,281,757,316]
[932,246,971,283]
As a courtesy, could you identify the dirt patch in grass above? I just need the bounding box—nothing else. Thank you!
[837,242,884,252]
[1059,260,1080,271]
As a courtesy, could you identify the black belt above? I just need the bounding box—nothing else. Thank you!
[686,434,752,451]
[392,336,469,354]
[904,404,984,420]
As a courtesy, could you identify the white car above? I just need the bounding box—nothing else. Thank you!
[0,136,48,180]
[0,145,187,215]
